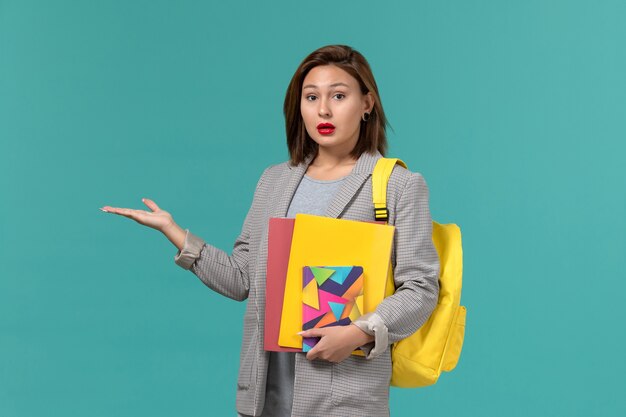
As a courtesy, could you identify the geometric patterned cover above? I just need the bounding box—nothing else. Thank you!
[302,266,364,352]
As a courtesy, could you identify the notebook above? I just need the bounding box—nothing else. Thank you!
[302,265,364,353]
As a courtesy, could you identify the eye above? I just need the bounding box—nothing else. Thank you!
[305,95,317,101]
[334,93,346,100]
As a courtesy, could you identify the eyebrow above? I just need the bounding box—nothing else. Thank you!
[302,82,350,90]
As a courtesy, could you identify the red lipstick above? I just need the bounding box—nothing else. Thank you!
[317,122,335,135]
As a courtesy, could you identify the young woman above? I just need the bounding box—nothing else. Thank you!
[101,44,440,417]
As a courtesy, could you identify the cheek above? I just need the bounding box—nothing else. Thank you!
[300,104,315,125]
[342,103,363,127]
[343,98,362,115]
[300,106,313,134]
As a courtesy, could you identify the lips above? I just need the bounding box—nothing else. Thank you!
[317,123,335,135]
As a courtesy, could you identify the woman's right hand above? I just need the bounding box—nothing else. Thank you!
[100,198,174,232]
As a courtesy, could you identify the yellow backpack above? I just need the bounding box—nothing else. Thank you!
[372,157,466,387]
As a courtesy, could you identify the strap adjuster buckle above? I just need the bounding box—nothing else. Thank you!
[374,207,389,221]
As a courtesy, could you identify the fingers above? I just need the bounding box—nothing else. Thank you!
[298,328,325,339]
[306,347,319,361]
[300,329,325,361]
[100,199,160,217]
[100,206,145,220]
[305,342,337,363]
[107,207,131,217]
[142,198,160,212]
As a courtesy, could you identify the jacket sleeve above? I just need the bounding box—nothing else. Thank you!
[354,172,440,358]
[173,167,270,301]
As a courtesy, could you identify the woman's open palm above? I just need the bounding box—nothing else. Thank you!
[101,198,173,232]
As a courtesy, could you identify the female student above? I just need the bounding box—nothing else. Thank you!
[101,44,440,417]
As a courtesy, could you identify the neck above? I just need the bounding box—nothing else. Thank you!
[311,146,357,169]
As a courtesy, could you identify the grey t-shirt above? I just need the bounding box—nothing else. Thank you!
[239,173,347,417]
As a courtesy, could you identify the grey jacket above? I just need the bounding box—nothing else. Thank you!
[174,150,440,417]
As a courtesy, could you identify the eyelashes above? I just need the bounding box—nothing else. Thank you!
[305,93,346,101]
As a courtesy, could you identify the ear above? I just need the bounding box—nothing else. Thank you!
[363,92,375,113]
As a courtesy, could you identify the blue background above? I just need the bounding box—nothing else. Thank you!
[1,1,624,416]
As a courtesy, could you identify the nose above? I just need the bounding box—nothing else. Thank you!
[318,97,331,117]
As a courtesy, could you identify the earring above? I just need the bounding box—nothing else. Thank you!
[362,112,370,122]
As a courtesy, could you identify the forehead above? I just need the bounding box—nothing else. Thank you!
[302,65,359,89]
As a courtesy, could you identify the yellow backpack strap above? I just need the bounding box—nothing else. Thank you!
[372,158,407,222]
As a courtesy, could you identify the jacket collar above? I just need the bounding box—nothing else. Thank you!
[272,149,384,219]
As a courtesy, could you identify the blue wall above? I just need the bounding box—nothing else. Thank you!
[1,1,624,416]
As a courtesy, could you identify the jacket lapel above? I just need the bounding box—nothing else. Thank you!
[271,150,383,219]
[325,150,383,218]
[269,154,311,219]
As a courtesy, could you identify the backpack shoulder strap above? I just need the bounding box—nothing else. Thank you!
[372,157,407,222]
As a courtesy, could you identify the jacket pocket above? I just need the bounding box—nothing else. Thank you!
[236,340,254,390]
[237,314,259,390]
[330,351,391,411]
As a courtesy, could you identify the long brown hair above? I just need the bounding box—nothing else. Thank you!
[283,45,389,166]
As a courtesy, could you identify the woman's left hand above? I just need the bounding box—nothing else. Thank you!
[300,324,374,363]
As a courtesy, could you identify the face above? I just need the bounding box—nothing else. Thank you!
[300,65,374,155]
